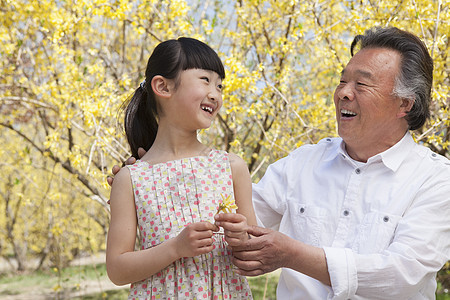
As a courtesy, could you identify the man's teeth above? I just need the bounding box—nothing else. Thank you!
[201,106,213,113]
[341,109,356,116]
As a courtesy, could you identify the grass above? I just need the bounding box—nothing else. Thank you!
[0,263,278,299]
[0,263,109,298]
[247,272,278,299]
[70,275,279,300]
[72,289,129,299]
[0,264,448,299]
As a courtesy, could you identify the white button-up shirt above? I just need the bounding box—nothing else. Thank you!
[252,132,450,299]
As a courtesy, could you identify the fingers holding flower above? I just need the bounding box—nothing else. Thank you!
[216,193,238,214]
[215,195,249,247]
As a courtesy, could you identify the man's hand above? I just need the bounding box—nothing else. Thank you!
[230,225,289,276]
[232,225,331,285]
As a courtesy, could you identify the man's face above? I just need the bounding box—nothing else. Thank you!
[333,47,408,153]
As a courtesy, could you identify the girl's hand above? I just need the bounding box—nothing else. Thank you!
[175,221,219,258]
[214,213,249,247]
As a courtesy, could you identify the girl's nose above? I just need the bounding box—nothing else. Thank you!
[208,88,221,101]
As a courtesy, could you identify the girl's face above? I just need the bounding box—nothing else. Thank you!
[165,68,223,131]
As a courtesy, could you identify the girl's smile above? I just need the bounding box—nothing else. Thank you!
[165,68,223,131]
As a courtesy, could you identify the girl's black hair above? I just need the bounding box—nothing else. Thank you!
[123,37,225,158]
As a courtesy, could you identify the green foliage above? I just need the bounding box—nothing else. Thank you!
[72,289,129,300]
[247,273,278,299]
[438,262,450,295]
[0,263,108,297]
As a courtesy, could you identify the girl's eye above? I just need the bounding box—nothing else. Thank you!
[217,84,223,90]
[201,77,210,83]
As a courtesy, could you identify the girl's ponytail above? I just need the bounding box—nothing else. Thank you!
[124,81,158,159]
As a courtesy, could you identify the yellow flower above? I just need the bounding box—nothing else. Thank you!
[216,193,238,214]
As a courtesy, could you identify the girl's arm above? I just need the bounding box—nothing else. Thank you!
[228,153,257,226]
[106,167,218,285]
[216,153,256,246]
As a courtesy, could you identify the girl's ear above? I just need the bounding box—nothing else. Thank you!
[397,97,414,118]
[151,75,172,98]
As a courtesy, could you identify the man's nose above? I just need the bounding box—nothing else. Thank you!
[337,83,354,101]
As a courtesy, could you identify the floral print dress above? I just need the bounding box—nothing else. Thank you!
[126,150,252,300]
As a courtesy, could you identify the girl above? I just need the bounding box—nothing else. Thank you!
[106,37,257,300]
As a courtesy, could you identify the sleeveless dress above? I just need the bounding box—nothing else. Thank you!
[126,150,252,300]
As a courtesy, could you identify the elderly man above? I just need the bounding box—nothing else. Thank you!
[217,27,450,299]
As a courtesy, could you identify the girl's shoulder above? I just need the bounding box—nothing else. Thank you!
[208,149,243,164]
[223,152,248,174]
[124,160,153,179]
[206,149,228,160]
[110,166,132,190]
[206,149,245,164]
[125,160,148,171]
[226,152,243,164]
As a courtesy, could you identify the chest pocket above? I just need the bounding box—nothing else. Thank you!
[287,202,329,247]
[352,211,402,254]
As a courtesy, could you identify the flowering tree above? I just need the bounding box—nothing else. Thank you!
[0,1,448,289]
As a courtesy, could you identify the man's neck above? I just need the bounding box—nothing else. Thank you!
[344,131,408,163]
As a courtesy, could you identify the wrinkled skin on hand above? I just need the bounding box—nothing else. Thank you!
[230,225,289,277]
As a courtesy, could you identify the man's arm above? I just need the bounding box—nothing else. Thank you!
[231,225,331,286]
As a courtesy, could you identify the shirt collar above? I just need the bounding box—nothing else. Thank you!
[372,131,415,172]
[329,132,415,172]
[322,138,345,162]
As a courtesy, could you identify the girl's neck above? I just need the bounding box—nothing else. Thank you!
[141,133,211,165]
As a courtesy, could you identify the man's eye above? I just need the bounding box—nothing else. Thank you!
[357,82,367,86]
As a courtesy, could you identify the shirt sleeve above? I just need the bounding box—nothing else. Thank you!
[252,155,290,229]
[324,173,450,299]
[323,247,357,299]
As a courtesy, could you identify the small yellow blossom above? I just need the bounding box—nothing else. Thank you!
[216,194,238,214]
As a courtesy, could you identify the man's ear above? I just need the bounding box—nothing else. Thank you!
[397,97,414,118]
[151,75,172,98]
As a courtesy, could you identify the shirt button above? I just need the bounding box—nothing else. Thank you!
[383,216,389,222]
[432,153,437,157]
[355,168,361,174]
[343,210,349,216]
[300,207,305,213]
[326,138,331,142]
